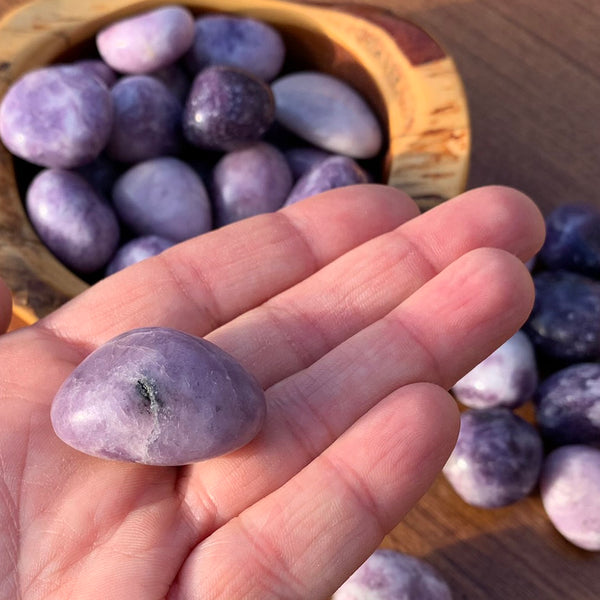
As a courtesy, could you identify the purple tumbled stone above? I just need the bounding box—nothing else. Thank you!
[534,363,600,447]
[443,408,543,508]
[149,62,191,103]
[184,14,285,82]
[284,155,369,206]
[183,65,275,151]
[106,75,182,163]
[0,65,113,168]
[524,270,600,363]
[50,327,267,466]
[332,549,452,600]
[212,142,292,226]
[96,5,195,74]
[452,330,538,409]
[26,169,120,273]
[272,71,383,159]
[71,59,118,87]
[540,445,600,551]
[106,235,174,276]
[539,203,600,278]
[112,157,212,242]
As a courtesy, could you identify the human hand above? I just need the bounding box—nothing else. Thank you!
[0,184,544,599]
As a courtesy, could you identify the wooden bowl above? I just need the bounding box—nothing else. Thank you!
[0,0,470,326]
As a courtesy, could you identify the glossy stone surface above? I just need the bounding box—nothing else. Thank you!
[106,235,174,276]
[183,65,275,151]
[535,363,600,447]
[185,14,285,82]
[284,155,369,205]
[272,71,383,159]
[106,75,182,163]
[452,330,538,409]
[0,65,113,168]
[212,142,292,225]
[26,169,120,273]
[332,549,452,600]
[50,327,267,466]
[284,147,332,180]
[540,445,600,551]
[524,270,600,362]
[112,157,212,242]
[443,408,543,508]
[539,204,600,278]
[96,5,195,74]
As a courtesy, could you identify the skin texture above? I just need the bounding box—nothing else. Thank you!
[0,185,544,599]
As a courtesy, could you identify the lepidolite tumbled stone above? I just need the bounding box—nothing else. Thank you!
[0,65,113,168]
[540,445,600,551]
[524,270,600,362]
[272,71,383,159]
[51,327,266,466]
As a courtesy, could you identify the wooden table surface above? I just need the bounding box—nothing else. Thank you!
[0,0,599,598]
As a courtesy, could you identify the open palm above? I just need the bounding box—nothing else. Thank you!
[0,185,544,600]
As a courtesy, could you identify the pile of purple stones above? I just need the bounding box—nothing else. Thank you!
[445,202,600,552]
[0,5,383,279]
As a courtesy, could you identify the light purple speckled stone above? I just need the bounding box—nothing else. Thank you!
[96,5,195,74]
[50,327,267,466]
[333,549,452,600]
[272,71,383,159]
[106,235,174,275]
[106,75,182,163]
[184,14,285,82]
[0,65,113,168]
[26,169,120,273]
[540,445,600,551]
[452,330,538,409]
[212,142,292,225]
[112,156,212,242]
[284,155,369,206]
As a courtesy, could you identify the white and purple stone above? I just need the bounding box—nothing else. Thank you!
[272,71,383,159]
[540,445,600,551]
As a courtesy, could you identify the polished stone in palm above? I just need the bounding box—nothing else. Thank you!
[50,327,267,466]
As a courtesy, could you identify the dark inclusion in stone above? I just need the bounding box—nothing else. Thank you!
[136,377,163,414]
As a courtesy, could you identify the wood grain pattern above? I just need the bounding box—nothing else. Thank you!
[0,1,599,598]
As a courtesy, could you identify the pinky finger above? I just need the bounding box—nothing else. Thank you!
[170,382,459,600]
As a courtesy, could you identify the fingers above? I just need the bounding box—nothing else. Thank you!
[179,245,535,539]
[208,185,545,389]
[170,383,459,599]
[39,184,418,351]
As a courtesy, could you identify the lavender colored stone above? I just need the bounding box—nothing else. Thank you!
[524,270,600,362]
[452,331,538,409]
[106,235,174,276]
[71,59,118,87]
[106,75,182,163]
[184,14,285,82]
[26,169,120,273]
[183,65,275,151]
[0,65,113,168]
[50,327,267,466]
[149,62,191,103]
[443,408,543,508]
[332,549,452,600]
[535,363,600,447]
[284,147,332,180]
[112,157,212,242]
[539,204,600,278]
[272,71,383,159]
[96,5,195,74]
[540,445,600,551]
[284,155,369,206]
[212,142,292,226]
